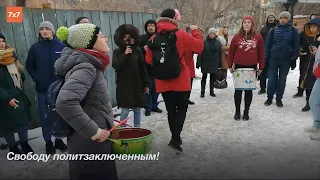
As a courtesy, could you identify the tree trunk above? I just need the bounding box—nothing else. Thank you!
[16,0,26,6]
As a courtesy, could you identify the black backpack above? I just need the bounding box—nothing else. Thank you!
[45,76,74,138]
[148,29,182,80]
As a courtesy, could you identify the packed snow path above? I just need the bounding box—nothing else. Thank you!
[1,63,320,179]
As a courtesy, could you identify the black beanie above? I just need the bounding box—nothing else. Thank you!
[161,9,176,19]
[0,33,5,42]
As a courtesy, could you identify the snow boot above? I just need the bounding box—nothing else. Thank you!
[302,102,310,112]
[243,109,249,121]
[168,139,182,153]
[258,89,266,95]
[276,99,283,108]
[21,141,34,154]
[264,99,272,106]
[46,141,56,155]
[145,111,151,116]
[305,127,320,133]
[293,88,303,98]
[55,139,68,152]
[310,134,320,141]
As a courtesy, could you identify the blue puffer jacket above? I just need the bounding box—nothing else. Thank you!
[26,39,65,92]
[265,22,300,62]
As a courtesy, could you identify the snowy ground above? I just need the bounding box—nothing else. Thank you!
[1,59,320,179]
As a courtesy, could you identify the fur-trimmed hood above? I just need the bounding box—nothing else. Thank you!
[114,24,140,49]
[156,17,179,33]
[305,18,320,37]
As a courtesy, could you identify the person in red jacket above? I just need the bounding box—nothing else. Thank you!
[146,8,204,152]
[228,16,265,121]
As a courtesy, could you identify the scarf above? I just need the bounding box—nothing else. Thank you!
[0,46,24,89]
[77,48,110,71]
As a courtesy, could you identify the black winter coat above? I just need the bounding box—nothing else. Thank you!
[196,37,222,74]
[112,24,149,108]
[139,34,153,77]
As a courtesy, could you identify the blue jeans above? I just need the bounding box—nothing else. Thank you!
[309,79,320,129]
[267,61,291,100]
[4,125,29,148]
[145,77,159,112]
[37,92,53,142]
[120,108,141,127]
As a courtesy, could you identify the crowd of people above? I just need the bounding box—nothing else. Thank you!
[0,7,319,179]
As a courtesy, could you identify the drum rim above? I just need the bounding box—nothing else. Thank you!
[110,128,152,141]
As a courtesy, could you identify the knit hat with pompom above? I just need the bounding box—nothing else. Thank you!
[56,23,100,49]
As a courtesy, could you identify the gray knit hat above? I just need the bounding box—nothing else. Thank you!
[56,23,100,49]
[208,28,218,35]
[279,11,291,21]
[39,21,55,33]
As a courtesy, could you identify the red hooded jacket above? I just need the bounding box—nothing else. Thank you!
[146,18,204,93]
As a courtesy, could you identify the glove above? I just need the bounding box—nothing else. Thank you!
[291,60,296,70]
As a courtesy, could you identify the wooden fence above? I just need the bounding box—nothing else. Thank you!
[0,6,159,129]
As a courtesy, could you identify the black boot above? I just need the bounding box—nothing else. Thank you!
[293,88,303,98]
[168,139,183,153]
[302,102,310,112]
[9,145,22,154]
[234,107,241,121]
[210,79,216,97]
[264,98,272,106]
[46,141,56,155]
[21,141,34,154]
[200,91,205,98]
[243,110,249,121]
[188,99,195,105]
[152,107,163,113]
[258,89,266,95]
[276,99,283,108]
[145,111,151,116]
[55,139,68,152]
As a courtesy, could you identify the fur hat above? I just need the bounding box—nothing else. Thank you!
[279,11,291,21]
[114,24,140,48]
[39,21,55,33]
[56,23,100,49]
[208,28,218,35]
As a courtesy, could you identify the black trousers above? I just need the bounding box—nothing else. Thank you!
[234,64,256,112]
[162,91,189,142]
[188,78,194,99]
[259,68,267,90]
[201,73,216,92]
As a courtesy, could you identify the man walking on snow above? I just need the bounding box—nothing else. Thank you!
[264,11,300,107]
[139,19,163,116]
[258,12,277,95]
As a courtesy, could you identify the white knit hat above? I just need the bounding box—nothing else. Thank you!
[208,28,218,35]
[279,11,291,21]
